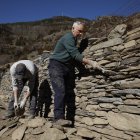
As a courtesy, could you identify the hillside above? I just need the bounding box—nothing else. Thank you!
[0,13,139,66]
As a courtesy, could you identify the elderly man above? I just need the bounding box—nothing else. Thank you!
[2,60,38,119]
[48,21,105,126]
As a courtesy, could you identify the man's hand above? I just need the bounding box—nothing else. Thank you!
[88,60,107,74]
[100,67,105,73]
[87,60,117,75]
[14,102,19,109]
[20,98,27,109]
[89,60,100,68]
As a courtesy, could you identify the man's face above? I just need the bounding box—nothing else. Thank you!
[72,24,85,37]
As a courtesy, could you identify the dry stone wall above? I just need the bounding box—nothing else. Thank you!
[0,24,140,140]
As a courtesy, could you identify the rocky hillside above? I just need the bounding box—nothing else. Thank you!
[0,13,139,66]
[0,13,140,139]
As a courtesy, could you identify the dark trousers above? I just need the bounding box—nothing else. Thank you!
[7,74,39,116]
[48,59,76,121]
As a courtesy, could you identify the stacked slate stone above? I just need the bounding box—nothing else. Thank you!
[73,24,140,139]
[0,24,140,140]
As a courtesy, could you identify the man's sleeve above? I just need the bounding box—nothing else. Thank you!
[10,66,18,91]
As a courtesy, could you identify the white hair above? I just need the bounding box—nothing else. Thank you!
[72,21,85,28]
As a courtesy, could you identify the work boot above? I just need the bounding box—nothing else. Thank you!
[53,119,72,127]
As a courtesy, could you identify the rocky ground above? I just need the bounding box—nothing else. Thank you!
[0,23,140,140]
